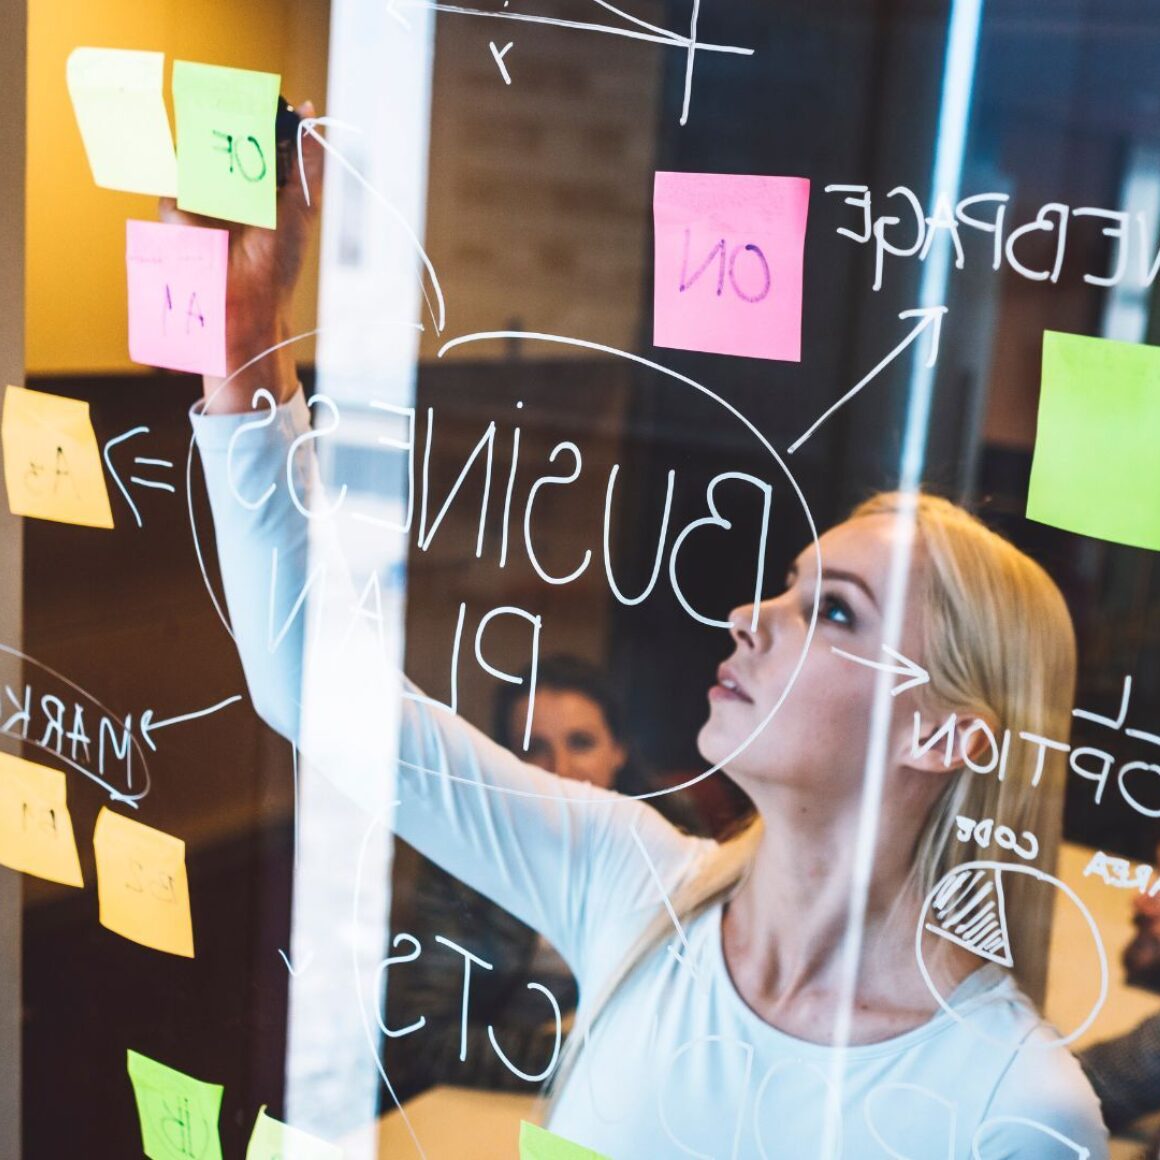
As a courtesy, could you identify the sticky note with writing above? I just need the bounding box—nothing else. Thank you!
[0,752,83,887]
[126,219,229,376]
[246,1106,343,1159]
[1027,331,1160,551]
[94,808,194,957]
[172,60,280,228]
[520,1121,610,1160]
[653,172,810,362]
[1,385,115,528]
[66,47,178,197]
[127,1050,223,1160]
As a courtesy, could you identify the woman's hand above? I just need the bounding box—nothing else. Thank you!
[160,100,323,413]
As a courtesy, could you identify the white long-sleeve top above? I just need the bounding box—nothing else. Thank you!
[191,389,1108,1160]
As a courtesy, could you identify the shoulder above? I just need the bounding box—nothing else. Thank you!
[586,792,716,907]
[971,991,1108,1158]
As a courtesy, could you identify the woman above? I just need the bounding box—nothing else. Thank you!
[493,655,635,793]
[491,654,705,833]
[177,121,1107,1156]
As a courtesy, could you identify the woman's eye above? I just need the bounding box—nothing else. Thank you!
[566,732,597,753]
[821,593,854,626]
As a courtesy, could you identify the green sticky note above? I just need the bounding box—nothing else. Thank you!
[246,1106,343,1159]
[127,1050,223,1160]
[172,60,280,228]
[520,1121,610,1160]
[1027,331,1160,551]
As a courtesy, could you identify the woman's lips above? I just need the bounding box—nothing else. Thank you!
[709,664,754,704]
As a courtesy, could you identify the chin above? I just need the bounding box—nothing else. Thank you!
[696,728,763,788]
[695,721,727,768]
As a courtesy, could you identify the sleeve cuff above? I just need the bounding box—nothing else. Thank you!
[189,385,310,454]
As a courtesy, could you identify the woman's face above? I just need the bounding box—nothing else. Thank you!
[697,512,928,799]
[508,689,627,790]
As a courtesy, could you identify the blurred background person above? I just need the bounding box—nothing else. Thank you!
[1080,841,1160,1147]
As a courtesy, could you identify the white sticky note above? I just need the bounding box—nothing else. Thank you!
[67,47,178,197]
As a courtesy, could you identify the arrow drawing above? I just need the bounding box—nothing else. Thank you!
[297,116,446,334]
[139,694,244,751]
[787,306,947,455]
[630,819,699,979]
[831,643,930,697]
[278,947,316,976]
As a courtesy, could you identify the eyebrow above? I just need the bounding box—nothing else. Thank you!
[786,564,880,612]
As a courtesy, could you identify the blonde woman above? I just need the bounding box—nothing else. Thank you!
[178,130,1107,1157]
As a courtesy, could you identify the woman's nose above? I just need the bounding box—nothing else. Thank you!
[729,601,772,650]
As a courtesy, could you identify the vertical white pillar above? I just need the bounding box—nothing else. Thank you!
[283,0,435,1148]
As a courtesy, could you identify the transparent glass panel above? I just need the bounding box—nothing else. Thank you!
[14,1,1160,1157]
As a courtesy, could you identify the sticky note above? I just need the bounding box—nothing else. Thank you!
[1,385,115,528]
[127,1050,223,1160]
[172,60,280,228]
[94,808,194,957]
[520,1122,610,1160]
[246,1106,343,1159]
[1027,331,1160,551]
[653,172,810,362]
[126,219,229,376]
[0,752,83,887]
[66,47,178,197]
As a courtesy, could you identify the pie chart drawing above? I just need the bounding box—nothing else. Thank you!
[916,860,1108,1049]
[925,864,1014,968]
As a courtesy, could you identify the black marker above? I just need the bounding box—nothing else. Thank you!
[275,96,302,188]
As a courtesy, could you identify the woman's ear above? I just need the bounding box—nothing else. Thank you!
[900,707,998,776]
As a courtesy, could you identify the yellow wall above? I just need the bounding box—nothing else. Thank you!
[26,0,328,375]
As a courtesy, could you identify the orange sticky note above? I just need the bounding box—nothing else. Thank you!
[0,752,83,887]
[94,808,194,957]
[1,385,114,528]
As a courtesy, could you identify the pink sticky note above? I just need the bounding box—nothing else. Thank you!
[126,220,229,376]
[653,172,810,363]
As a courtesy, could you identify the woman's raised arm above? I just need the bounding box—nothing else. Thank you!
[182,116,706,979]
[192,384,705,981]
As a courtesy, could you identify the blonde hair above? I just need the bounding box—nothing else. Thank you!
[853,490,1076,1005]
[544,490,1076,1106]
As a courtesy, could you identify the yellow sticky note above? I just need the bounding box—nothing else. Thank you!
[66,47,178,197]
[0,751,83,887]
[246,1106,343,1159]
[1,385,114,529]
[94,808,194,957]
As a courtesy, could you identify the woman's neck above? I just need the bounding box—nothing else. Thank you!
[720,787,975,1043]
